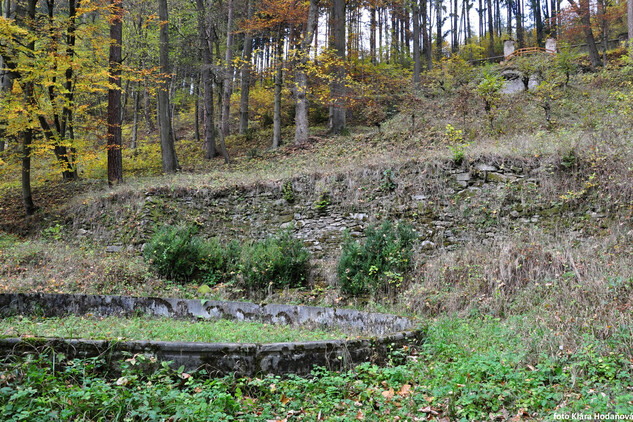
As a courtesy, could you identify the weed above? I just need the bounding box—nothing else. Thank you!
[246,148,260,160]
[41,224,64,241]
[314,191,331,212]
[282,180,295,203]
[378,169,397,192]
[445,124,470,165]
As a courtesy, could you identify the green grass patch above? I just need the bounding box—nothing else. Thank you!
[0,315,351,343]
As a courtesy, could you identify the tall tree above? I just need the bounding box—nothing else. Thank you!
[487,0,495,58]
[158,0,179,172]
[0,0,15,153]
[20,0,38,215]
[412,0,421,83]
[507,0,513,36]
[239,0,254,135]
[293,0,318,145]
[436,0,443,59]
[329,0,345,133]
[531,0,543,46]
[629,0,633,57]
[568,0,601,67]
[37,0,79,181]
[421,0,432,69]
[478,0,483,39]
[272,31,283,149]
[451,0,458,52]
[195,0,217,159]
[550,0,557,36]
[221,0,234,139]
[107,0,123,186]
[596,0,609,66]
[370,4,377,64]
[516,0,524,47]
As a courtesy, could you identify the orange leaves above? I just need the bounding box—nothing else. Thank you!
[381,387,395,400]
[381,383,413,401]
[243,0,309,32]
[279,393,291,405]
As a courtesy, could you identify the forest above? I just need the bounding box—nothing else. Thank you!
[2,0,633,420]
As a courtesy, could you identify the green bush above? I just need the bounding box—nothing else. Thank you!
[144,226,310,292]
[143,225,207,282]
[198,238,241,285]
[241,230,310,292]
[338,221,417,296]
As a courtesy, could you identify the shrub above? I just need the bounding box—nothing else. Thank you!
[198,238,241,285]
[476,68,504,129]
[338,221,417,296]
[143,225,207,282]
[144,226,310,292]
[240,230,310,292]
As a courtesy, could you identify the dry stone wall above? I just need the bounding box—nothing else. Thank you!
[76,157,603,268]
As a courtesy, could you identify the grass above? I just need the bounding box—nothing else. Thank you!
[0,314,352,343]
[1,316,631,421]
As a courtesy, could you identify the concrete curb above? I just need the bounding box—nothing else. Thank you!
[0,293,424,376]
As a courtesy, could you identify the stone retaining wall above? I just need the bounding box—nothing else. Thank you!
[0,293,424,376]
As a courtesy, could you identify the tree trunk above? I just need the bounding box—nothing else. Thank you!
[569,0,601,68]
[21,113,36,216]
[293,0,318,145]
[436,0,443,60]
[629,0,633,57]
[412,0,421,83]
[120,78,130,123]
[516,0,524,47]
[158,0,179,172]
[329,0,345,134]
[42,0,76,181]
[272,33,283,149]
[422,0,432,69]
[239,0,254,135]
[370,7,377,64]
[143,75,155,133]
[221,0,234,139]
[378,7,383,62]
[107,0,123,186]
[452,0,458,52]
[507,0,512,36]
[62,0,79,180]
[533,0,543,46]
[194,79,200,145]
[21,0,38,216]
[478,0,483,40]
[131,83,140,149]
[551,0,557,36]
[486,0,495,59]
[597,0,607,66]
[465,0,471,43]
[0,50,13,153]
[495,0,501,37]
[195,0,217,159]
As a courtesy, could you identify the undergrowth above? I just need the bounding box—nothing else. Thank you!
[1,316,631,421]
